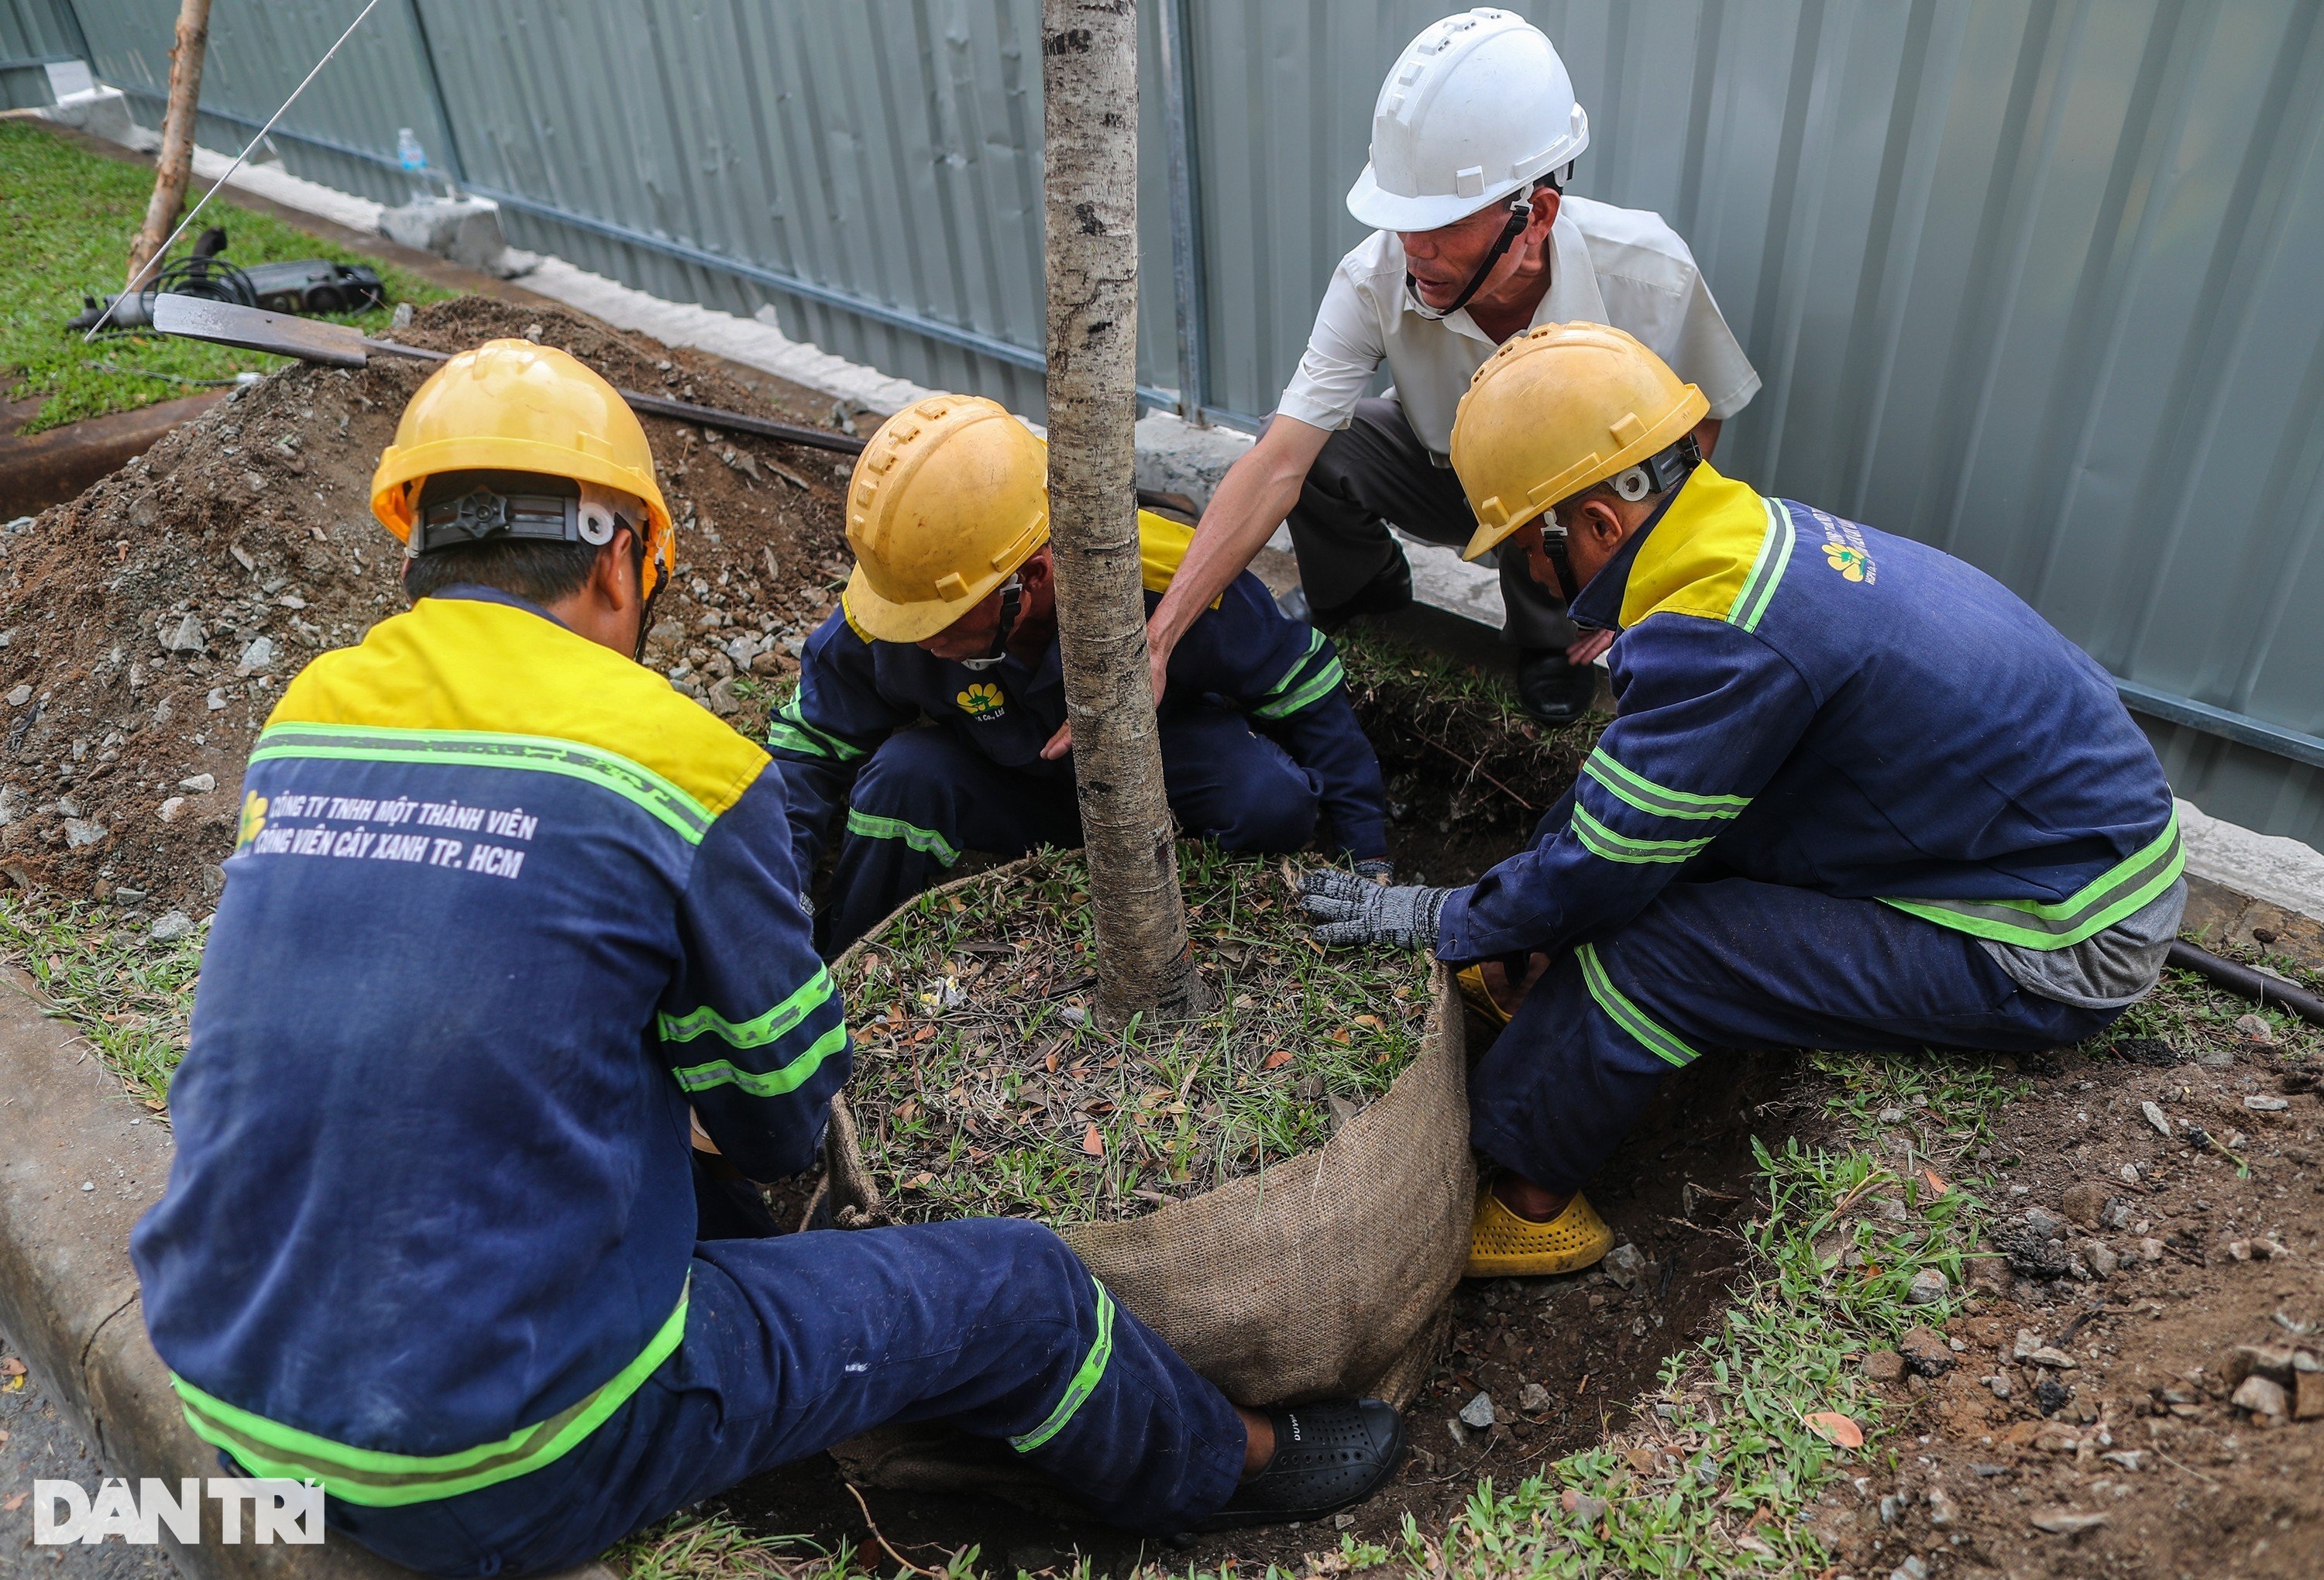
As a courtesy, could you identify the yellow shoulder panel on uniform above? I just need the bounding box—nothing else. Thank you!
[1619,463,1779,627]
[269,596,769,819]
[1137,510,1222,608]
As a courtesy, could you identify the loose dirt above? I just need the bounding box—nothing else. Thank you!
[0,296,858,915]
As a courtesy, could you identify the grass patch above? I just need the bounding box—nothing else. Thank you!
[0,119,451,434]
[0,895,205,1108]
[842,843,1432,1226]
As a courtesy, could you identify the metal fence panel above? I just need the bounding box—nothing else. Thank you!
[42,1,2324,842]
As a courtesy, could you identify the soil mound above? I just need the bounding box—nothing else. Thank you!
[0,296,857,914]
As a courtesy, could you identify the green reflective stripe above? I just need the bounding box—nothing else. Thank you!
[766,719,831,759]
[253,723,712,845]
[1253,656,1346,720]
[671,1021,847,1098]
[1010,1280,1115,1453]
[170,1282,689,1507]
[1577,943,1700,1070]
[1257,630,1326,700]
[772,696,865,763]
[1570,803,1715,865]
[1726,498,1794,634]
[661,967,835,1049]
[846,808,960,867]
[1879,812,2185,950]
[1580,748,1750,822]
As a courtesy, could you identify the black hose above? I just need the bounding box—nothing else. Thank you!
[2166,938,2324,1028]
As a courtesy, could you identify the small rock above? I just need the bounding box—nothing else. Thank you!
[1601,1242,1645,1289]
[150,909,194,943]
[2232,1374,2288,1418]
[1898,1325,1954,1376]
[2060,1182,2108,1227]
[2099,1448,2146,1472]
[2246,1094,2290,1112]
[2014,1327,2045,1361]
[5,684,29,706]
[2197,1048,2236,1070]
[2135,1236,2166,1262]
[235,635,276,675]
[156,796,186,822]
[115,888,146,905]
[2023,1205,2068,1239]
[2140,1100,2172,1137]
[1988,1374,2013,1398]
[178,772,215,794]
[2119,1163,2141,1184]
[1905,1267,1948,1305]
[1889,1558,1930,1580]
[1862,1349,1906,1382]
[1058,1006,1087,1025]
[163,613,205,653]
[2229,1345,2298,1385]
[2236,1012,2278,1045]
[1876,1105,1907,1124]
[1926,1486,1958,1529]
[2030,1509,2108,1536]
[2099,1198,2131,1230]
[1332,1513,1355,1530]
[205,687,228,711]
[61,817,106,848]
[1458,1391,1496,1430]
[1518,1382,1552,1413]
[1558,1489,1607,1523]
[706,677,741,718]
[2035,1376,2074,1414]
[2076,1238,2119,1278]
[2026,1346,2078,1369]
[81,1181,94,1192]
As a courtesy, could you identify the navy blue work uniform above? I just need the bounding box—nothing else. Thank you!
[129,589,1244,1576]
[772,512,1389,950]
[1435,465,2183,1192]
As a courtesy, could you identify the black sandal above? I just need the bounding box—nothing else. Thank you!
[1197,1399,1405,1531]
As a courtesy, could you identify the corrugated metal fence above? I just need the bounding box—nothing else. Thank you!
[5,1,2322,845]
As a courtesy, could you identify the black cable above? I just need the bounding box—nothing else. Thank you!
[2166,939,2324,1028]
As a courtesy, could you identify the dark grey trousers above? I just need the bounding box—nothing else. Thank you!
[1281,397,1576,649]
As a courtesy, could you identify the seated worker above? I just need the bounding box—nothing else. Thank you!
[772,394,1391,952]
[129,342,1404,1577]
[1302,324,2184,1281]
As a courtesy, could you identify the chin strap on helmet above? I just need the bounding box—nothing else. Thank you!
[1406,176,1562,323]
[957,574,1023,672]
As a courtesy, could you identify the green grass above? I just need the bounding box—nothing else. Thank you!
[844,843,1433,1226]
[0,895,206,1108]
[0,119,451,434]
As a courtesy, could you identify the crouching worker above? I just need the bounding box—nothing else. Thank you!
[772,394,1391,952]
[129,342,1404,1576]
[1303,325,2184,1282]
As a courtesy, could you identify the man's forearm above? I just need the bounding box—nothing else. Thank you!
[1150,427,1323,655]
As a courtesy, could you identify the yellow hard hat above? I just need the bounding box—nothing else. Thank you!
[843,394,1048,643]
[370,339,676,596]
[1449,322,1709,561]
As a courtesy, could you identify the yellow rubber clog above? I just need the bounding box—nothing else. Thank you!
[1464,1187,1614,1279]
[1456,963,1513,1027]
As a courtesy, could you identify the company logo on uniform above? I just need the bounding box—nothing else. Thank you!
[1810,508,1877,585]
[235,792,269,853]
[1822,543,1870,581]
[955,682,1006,721]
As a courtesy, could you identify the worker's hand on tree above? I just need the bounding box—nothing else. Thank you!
[1567,629,1615,666]
[1038,641,1172,761]
[1300,868,1454,949]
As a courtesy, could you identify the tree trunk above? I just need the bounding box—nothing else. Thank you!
[125,0,215,294]
[1040,0,1197,1025]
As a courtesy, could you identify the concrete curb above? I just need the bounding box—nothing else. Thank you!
[0,968,611,1580]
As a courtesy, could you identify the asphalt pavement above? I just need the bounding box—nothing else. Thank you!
[1,1320,175,1579]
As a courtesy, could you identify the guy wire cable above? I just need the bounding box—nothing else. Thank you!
[84,0,386,342]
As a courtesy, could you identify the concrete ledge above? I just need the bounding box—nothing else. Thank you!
[0,968,610,1580]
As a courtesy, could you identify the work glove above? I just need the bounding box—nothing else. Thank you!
[1300,868,1454,950]
[1353,858,1396,882]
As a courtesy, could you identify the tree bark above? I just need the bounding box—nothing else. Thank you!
[125,0,215,294]
[1040,0,1197,1025]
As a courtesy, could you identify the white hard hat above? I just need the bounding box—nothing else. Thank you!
[1346,9,1590,234]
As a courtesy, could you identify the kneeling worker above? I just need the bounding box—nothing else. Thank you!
[773,394,1391,952]
[130,342,1402,1575]
[1303,325,2184,1279]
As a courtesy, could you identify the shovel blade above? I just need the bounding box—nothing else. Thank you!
[150,295,372,369]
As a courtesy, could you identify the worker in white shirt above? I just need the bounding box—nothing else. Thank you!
[1148,9,1760,724]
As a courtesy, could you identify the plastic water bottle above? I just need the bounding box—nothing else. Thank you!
[396,127,428,174]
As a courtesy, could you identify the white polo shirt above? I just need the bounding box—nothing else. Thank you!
[1277,194,1760,458]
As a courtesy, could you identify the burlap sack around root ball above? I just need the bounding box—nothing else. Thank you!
[818,860,1473,1493]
